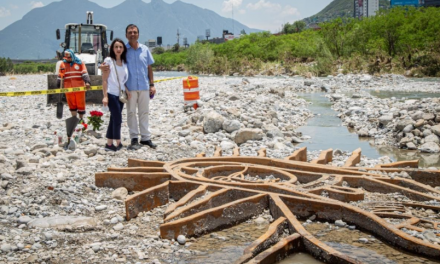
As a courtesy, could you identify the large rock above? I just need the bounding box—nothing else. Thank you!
[111,187,128,200]
[18,216,33,224]
[84,147,99,156]
[424,134,440,144]
[266,127,284,138]
[357,128,369,137]
[395,118,415,131]
[331,94,343,101]
[423,113,435,121]
[406,142,417,150]
[234,129,264,144]
[411,111,424,121]
[222,120,241,133]
[419,142,440,153]
[28,216,97,229]
[15,167,33,175]
[378,114,394,127]
[431,124,440,137]
[220,141,236,150]
[414,119,424,128]
[203,111,225,134]
[403,124,414,134]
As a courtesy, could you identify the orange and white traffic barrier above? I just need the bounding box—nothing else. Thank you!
[183,76,200,109]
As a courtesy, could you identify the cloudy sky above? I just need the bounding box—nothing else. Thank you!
[0,0,333,31]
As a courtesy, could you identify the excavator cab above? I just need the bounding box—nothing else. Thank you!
[55,11,113,75]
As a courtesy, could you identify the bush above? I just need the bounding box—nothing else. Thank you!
[145,7,440,76]
[186,43,214,73]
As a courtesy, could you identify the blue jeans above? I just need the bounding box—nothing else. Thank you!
[106,93,124,140]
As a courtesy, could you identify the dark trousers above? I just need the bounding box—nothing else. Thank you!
[106,93,124,140]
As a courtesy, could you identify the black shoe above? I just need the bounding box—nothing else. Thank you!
[140,139,157,149]
[104,144,117,152]
[128,138,141,150]
[116,143,123,151]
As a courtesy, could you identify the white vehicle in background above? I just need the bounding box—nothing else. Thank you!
[47,11,113,104]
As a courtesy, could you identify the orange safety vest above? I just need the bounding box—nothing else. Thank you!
[58,61,88,88]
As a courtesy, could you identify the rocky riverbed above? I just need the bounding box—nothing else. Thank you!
[0,74,439,263]
[321,74,440,153]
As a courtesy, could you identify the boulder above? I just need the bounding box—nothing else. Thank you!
[222,120,241,133]
[203,111,225,134]
[411,111,424,121]
[424,134,440,144]
[330,94,343,101]
[419,142,440,153]
[111,187,128,200]
[395,118,415,132]
[423,113,435,121]
[414,119,424,128]
[220,141,236,150]
[234,129,264,144]
[378,115,394,127]
[406,142,417,150]
[431,124,440,137]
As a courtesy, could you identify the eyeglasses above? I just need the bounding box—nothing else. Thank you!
[127,31,138,35]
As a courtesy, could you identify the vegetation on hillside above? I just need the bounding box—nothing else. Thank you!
[152,6,440,77]
[0,59,55,75]
[304,0,390,23]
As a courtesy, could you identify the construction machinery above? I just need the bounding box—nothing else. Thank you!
[47,11,113,104]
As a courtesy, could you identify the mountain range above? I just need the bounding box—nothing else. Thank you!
[0,0,260,59]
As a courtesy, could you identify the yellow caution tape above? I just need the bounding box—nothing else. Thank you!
[0,76,186,97]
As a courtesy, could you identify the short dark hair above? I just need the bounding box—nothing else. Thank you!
[125,24,139,35]
[109,38,127,63]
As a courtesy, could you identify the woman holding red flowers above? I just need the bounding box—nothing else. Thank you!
[102,38,131,151]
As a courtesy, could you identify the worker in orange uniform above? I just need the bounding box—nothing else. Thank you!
[57,49,91,150]
[57,49,91,121]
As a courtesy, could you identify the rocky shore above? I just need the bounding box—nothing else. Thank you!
[0,73,439,263]
[320,74,440,153]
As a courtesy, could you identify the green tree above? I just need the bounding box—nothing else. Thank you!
[282,23,295,34]
[293,21,306,33]
[320,17,354,58]
[371,7,407,56]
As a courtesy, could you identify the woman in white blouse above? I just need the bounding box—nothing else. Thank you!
[102,38,131,151]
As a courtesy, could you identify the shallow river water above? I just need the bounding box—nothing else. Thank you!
[296,92,440,168]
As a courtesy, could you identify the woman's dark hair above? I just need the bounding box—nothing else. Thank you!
[109,38,127,63]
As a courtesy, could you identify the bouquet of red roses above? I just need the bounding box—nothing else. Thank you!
[87,110,104,131]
